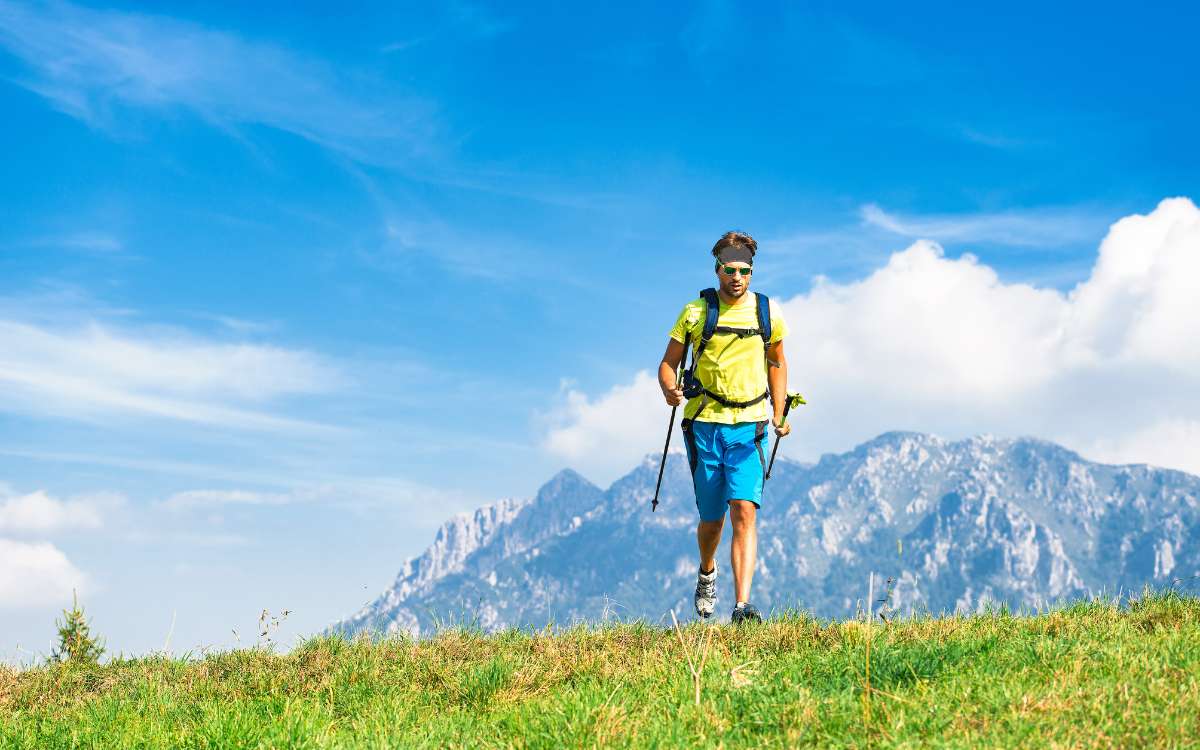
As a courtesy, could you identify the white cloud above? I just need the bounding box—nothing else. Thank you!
[1086,420,1200,477]
[544,198,1200,480]
[541,373,674,481]
[162,489,292,511]
[0,539,87,609]
[860,203,1106,247]
[0,320,333,397]
[0,318,342,433]
[0,490,115,534]
[0,0,435,164]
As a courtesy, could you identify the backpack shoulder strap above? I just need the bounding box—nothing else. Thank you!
[699,288,720,343]
[755,292,772,345]
[681,290,720,402]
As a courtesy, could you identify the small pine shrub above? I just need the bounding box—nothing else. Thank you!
[50,590,105,665]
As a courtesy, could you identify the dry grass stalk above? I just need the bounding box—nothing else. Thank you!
[729,660,757,688]
[669,610,714,706]
[863,571,874,725]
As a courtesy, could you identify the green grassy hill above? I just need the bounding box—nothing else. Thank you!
[3,593,1198,749]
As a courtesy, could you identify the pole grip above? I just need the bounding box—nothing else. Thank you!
[764,395,795,481]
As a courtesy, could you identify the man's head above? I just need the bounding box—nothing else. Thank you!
[711,231,756,301]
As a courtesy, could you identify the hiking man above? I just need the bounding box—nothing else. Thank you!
[657,231,790,624]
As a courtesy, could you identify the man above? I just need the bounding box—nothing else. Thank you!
[657,231,790,624]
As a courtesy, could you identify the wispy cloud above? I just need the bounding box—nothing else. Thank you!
[189,313,280,336]
[28,231,127,256]
[764,199,1117,287]
[360,206,609,293]
[957,126,1033,150]
[161,474,486,523]
[162,488,292,511]
[377,217,514,283]
[0,0,437,164]
[763,224,898,284]
[0,447,315,486]
[0,317,343,434]
[381,0,513,52]
[860,202,1109,247]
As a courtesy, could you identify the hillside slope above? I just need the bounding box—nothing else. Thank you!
[5,595,1199,748]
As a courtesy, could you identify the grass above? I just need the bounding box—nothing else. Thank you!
[2,592,1199,748]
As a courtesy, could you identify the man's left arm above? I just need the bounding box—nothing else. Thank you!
[767,340,790,437]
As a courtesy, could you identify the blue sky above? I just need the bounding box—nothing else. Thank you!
[2,0,1198,662]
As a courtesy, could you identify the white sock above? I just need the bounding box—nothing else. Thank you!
[735,601,747,609]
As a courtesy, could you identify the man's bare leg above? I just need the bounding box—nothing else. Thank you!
[697,518,724,573]
[729,500,757,603]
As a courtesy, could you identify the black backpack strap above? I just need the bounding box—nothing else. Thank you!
[755,292,772,345]
[701,388,769,409]
[694,288,720,362]
[680,291,718,402]
[712,326,761,338]
[699,288,720,341]
[756,292,774,406]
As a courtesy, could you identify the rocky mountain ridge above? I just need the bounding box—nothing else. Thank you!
[330,432,1199,637]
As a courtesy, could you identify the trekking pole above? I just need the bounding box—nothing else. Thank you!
[652,334,690,512]
[651,406,676,513]
[765,392,806,481]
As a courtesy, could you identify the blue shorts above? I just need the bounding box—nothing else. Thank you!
[681,419,768,522]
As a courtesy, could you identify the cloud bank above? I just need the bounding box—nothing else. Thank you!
[0,486,125,609]
[0,539,86,609]
[544,198,1200,482]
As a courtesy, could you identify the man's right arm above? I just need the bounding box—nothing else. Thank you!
[658,338,686,406]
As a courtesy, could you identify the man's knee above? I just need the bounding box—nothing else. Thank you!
[698,517,724,538]
[728,499,757,525]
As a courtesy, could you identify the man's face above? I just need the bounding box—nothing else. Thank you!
[716,261,752,300]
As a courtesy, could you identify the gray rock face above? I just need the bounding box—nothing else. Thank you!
[329,432,1200,637]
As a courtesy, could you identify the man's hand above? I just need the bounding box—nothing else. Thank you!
[772,415,791,437]
[659,338,688,407]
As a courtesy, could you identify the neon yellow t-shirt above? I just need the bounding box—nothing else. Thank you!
[668,292,789,424]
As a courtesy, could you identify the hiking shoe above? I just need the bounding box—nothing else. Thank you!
[694,566,717,619]
[731,602,762,625]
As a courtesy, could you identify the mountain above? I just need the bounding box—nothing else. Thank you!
[329,432,1200,637]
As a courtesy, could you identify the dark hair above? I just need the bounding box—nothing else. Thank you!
[711,231,757,260]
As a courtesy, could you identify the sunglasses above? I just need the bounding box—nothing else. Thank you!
[720,265,753,277]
